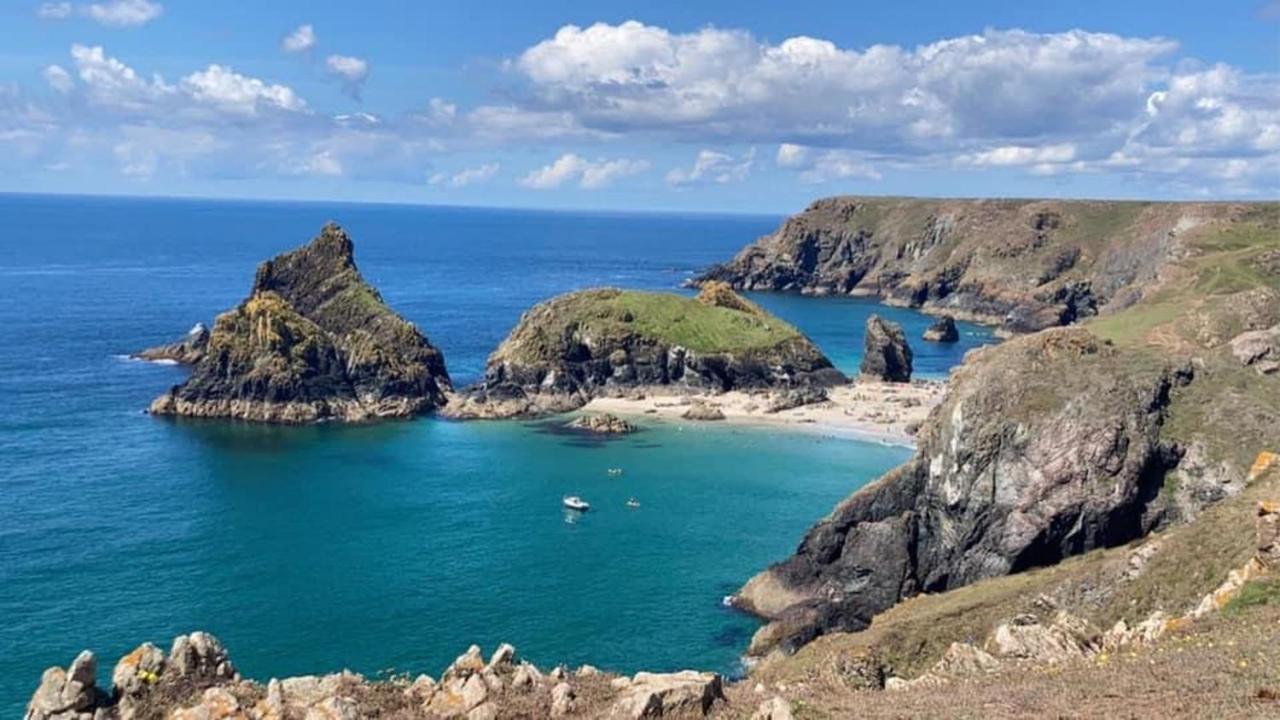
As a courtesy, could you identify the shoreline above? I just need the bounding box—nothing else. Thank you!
[579,379,945,447]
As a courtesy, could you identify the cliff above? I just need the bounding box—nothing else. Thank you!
[733,201,1280,657]
[444,285,844,419]
[696,197,1272,333]
[146,223,451,423]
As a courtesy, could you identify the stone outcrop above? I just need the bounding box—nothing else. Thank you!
[859,315,912,382]
[134,323,210,364]
[921,316,958,343]
[695,197,1264,332]
[682,401,726,421]
[27,635,728,720]
[764,386,829,413]
[566,413,635,434]
[734,328,1194,656]
[1229,324,1280,374]
[145,223,451,423]
[444,287,844,419]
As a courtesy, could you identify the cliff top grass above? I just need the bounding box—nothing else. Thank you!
[497,287,804,361]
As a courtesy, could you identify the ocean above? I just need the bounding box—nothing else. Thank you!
[0,193,994,715]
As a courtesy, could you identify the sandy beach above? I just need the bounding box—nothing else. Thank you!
[580,379,946,446]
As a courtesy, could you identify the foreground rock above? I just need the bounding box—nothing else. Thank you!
[860,315,912,382]
[735,328,1200,656]
[1230,324,1280,374]
[444,286,844,419]
[27,635,727,719]
[695,197,1267,332]
[921,316,958,343]
[145,223,451,423]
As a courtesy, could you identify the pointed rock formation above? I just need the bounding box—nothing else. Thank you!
[145,223,451,423]
[922,315,959,343]
[860,314,912,382]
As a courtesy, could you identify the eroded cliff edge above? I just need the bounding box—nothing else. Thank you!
[731,200,1280,657]
[143,223,451,423]
[695,197,1263,333]
[443,284,845,419]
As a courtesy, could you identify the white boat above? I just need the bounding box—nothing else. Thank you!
[563,495,590,512]
[607,468,624,476]
[626,497,641,509]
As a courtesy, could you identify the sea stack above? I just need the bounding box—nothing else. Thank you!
[922,315,959,343]
[444,285,844,419]
[144,222,451,423]
[860,314,913,382]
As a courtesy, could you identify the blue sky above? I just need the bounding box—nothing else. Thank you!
[0,0,1276,212]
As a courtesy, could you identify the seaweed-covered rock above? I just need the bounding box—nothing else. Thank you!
[860,315,912,382]
[146,223,450,423]
[445,288,843,419]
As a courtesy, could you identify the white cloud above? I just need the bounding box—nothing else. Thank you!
[666,148,755,186]
[429,162,500,187]
[797,150,882,183]
[69,44,175,112]
[180,65,307,115]
[775,143,809,168]
[37,2,73,19]
[293,151,343,177]
[86,0,162,26]
[519,153,649,189]
[325,54,369,98]
[282,24,317,54]
[43,65,74,94]
[958,144,1077,167]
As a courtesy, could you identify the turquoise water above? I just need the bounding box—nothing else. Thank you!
[0,194,993,715]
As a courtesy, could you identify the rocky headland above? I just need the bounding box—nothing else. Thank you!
[695,197,1266,333]
[142,223,451,423]
[443,284,844,420]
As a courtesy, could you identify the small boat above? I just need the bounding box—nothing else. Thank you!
[563,495,590,512]
[607,468,624,476]
[626,498,641,509]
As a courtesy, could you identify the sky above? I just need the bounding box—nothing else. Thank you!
[0,0,1277,212]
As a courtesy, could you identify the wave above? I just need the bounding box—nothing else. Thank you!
[113,354,178,367]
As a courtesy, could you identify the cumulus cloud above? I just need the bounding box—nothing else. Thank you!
[180,65,308,115]
[325,54,369,99]
[282,24,317,54]
[775,143,808,168]
[43,65,75,94]
[519,153,649,189]
[666,148,755,186]
[86,0,162,26]
[429,162,500,188]
[773,144,881,183]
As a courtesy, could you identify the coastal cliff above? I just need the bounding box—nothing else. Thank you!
[695,197,1263,332]
[733,200,1280,657]
[444,284,844,419]
[145,223,451,423]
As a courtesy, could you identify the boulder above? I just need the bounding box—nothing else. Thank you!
[549,682,576,717]
[922,315,959,343]
[112,642,166,696]
[135,323,211,364]
[566,414,635,434]
[608,671,725,718]
[1230,325,1280,374]
[169,632,237,682]
[486,643,516,671]
[860,315,912,382]
[764,386,829,413]
[170,687,246,720]
[25,651,104,720]
[751,697,795,720]
[1259,501,1280,568]
[682,402,725,421]
[986,611,1100,664]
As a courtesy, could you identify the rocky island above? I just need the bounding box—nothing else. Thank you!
[443,283,845,419]
[142,223,451,423]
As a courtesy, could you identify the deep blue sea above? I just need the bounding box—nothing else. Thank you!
[0,194,994,715]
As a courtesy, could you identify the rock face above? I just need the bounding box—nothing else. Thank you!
[860,315,912,382]
[146,223,451,423]
[735,328,1193,656]
[922,316,959,343]
[695,197,1262,332]
[1229,324,1280,374]
[444,287,844,419]
[134,323,210,364]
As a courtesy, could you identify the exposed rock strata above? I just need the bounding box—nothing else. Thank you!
[695,197,1261,332]
[444,287,843,419]
[735,327,1196,656]
[860,315,912,382]
[146,223,451,423]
